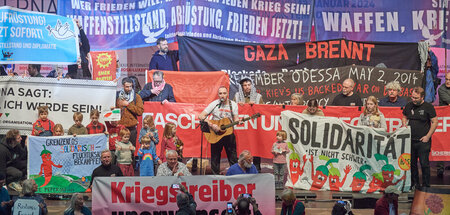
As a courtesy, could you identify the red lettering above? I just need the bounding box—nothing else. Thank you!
[318,42,328,58]
[278,44,288,60]
[212,180,218,201]
[199,185,212,201]
[329,40,339,58]
[125,185,134,203]
[111,182,125,203]
[365,44,374,61]
[308,86,313,95]
[256,46,266,61]
[305,42,317,59]
[156,186,168,205]
[352,42,364,60]
[142,187,154,203]
[135,182,141,203]
[246,184,256,196]
[219,180,232,201]
[233,184,246,199]
[265,45,276,61]
[189,185,199,199]
[341,40,351,59]
[169,187,178,202]
[363,84,369,94]
[244,46,254,61]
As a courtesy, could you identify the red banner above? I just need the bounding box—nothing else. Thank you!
[90,51,117,81]
[141,102,450,161]
[146,70,229,104]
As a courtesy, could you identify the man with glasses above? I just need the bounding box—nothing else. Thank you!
[402,87,438,189]
[331,78,363,106]
[140,71,176,104]
[379,81,408,107]
[226,150,258,176]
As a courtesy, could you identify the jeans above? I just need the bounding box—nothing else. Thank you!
[211,134,238,175]
[411,140,431,187]
[273,163,286,188]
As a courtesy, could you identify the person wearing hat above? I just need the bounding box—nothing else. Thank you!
[233,77,264,172]
[374,185,400,215]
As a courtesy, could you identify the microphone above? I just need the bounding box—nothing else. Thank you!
[217,98,224,107]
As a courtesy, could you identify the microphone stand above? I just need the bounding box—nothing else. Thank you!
[196,100,222,175]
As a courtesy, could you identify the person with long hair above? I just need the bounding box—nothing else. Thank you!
[64,193,91,215]
[302,99,324,116]
[12,179,47,215]
[160,123,181,162]
[358,96,387,131]
[290,93,304,105]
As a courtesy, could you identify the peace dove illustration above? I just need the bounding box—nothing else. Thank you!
[422,25,443,46]
[46,20,76,40]
[142,24,166,43]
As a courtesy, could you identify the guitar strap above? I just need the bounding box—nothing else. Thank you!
[229,100,234,122]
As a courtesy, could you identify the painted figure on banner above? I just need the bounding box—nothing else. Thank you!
[331,78,363,106]
[328,163,352,192]
[287,142,307,186]
[349,164,372,192]
[357,96,387,131]
[39,145,62,187]
[375,154,406,189]
[367,172,384,193]
[402,87,438,189]
[378,81,408,107]
[234,77,263,172]
[140,71,176,103]
[309,155,337,191]
[199,86,241,175]
[149,37,179,71]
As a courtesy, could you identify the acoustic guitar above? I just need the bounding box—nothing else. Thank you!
[203,113,261,144]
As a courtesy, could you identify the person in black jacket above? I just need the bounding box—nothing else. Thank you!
[67,19,91,79]
[0,129,27,190]
[175,184,196,215]
[149,37,179,71]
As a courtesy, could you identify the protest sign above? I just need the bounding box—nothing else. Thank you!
[179,37,422,102]
[145,70,230,104]
[28,134,108,193]
[57,0,313,50]
[314,0,449,47]
[12,199,39,215]
[0,76,116,135]
[0,6,79,64]
[92,174,275,215]
[140,102,450,161]
[281,110,411,192]
[90,51,117,81]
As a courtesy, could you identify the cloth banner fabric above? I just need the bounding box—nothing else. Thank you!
[178,37,422,102]
[92,174,275,215]
[90,51,117,81]
[140,102,450,162]
[57,0,313,51]
[314,0,449,47]
[0,76,116,135]
[145,70,230,104]
[410,187,450,215]
[28,134,108,193]
[281,110,411,192]
[430,47,450,74]
[0,6,79,64]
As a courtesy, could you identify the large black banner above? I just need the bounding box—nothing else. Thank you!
[179,37,422,104]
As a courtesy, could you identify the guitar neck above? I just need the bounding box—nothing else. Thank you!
[221,116,252,129]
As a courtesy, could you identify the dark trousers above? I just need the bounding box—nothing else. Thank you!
[254,157,261,173]
[127,126,138,147]
[211,134,238,175]
[411,140,431,187]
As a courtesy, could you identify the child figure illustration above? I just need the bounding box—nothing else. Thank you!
[39,145,62,187]
[138,136,162,176]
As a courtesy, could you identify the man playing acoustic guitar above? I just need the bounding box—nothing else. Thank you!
[199,86,241,175]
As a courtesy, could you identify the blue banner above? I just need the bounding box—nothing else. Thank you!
[57,0,313,51]
[314,0,449,47]
[0,6,79,64]
[28,134,107,193]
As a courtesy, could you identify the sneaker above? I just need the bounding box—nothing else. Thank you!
[8,182,22,193]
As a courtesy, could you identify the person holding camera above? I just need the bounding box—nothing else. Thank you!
[175,184,197,215]
[228,194,261,215]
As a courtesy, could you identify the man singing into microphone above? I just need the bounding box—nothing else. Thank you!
[199,86,240,175]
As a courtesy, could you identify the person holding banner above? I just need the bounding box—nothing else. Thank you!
[27,64,43,77]
[233,77,263,172]
[149,37,179,71]
[12,179,47,215]
[89,149,123,189]
[357,96,387,130]
[116,77,144,147]
[402,87,438,189]
[67,19,91,79]
[378,81,408,107]
[331,79,363,106]
[199,86,240,175]
[437,73,450,178]
[140,71,176,103]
